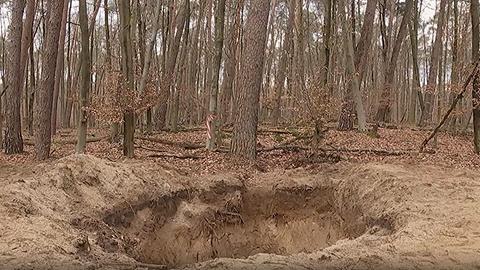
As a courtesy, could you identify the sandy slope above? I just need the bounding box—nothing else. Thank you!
[1,155,480,269]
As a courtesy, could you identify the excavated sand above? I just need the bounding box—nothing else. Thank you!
[0,155,480,269]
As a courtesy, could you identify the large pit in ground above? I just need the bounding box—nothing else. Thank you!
[102,183,368,268]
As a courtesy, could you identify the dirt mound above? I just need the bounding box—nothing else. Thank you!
[0,155,191,269]
[1,155,480,269]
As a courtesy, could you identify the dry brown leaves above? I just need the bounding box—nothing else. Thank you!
[1,126,480,176]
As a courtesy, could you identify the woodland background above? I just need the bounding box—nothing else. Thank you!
[0,0,479,162]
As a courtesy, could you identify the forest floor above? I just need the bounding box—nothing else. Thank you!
[1,126,480,269]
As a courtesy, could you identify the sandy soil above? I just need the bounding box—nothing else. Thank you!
[1,155,480,270]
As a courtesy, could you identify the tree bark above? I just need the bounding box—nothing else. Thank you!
[206,0,226,150]
[272,0,294,126]
[471,0,480,153]
[337,0,376,131]
[4,0,26,154]
[154,0,188,130]
[407,0,424,125]
[76,0,91,154]
[139,1,162,135]
[19,0,36,131]
[230,0,271,159]
[33,0,65,160]
[375,0,414,123]
[51,0,69,136]
[118,0,136,157]
[138,2,162,95]
[337,0,368,132]
[419,0,448,126]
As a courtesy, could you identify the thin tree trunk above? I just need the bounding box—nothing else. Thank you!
[19,0,36,132]
[338,0,368,132]
[206,0,226,150]
[337,0,376,131]
[170,0,190,132]
[449,0,460,131]
[118,0,136,157]
[154,0,188,130]
[51,0,69,135]
[76,0,91,154]
[272,0,294,126]
[419,0,448,126]
[220,0,243,124]
[323,0,333,87]
[375,0,414,123]
[471,0,480,153]
[139,2,162,134]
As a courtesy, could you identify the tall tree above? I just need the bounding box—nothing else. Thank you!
[76,0,91,154]
[272,0,294,125]
[448,0,460,131]
[219,0,243,124]
[4,0,26,154]
[51,0,69,136]
[471,0,480,152]
[337,0,377,131]
[138,1,162,134]
[420,0,448,126]
[230,0,271,159]
[118,0,136,157]
[407,0,424,125]
[206,0,226,150]
[33,0,66,160]
[339,0,370,131]
[375,0,415,123]
[322,0,334,87]
[19,0,37,128]
[138,2,162,101]
[154,0,189,130]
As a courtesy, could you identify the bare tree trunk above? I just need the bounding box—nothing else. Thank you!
[118,0,135,157]
[188,0,206,126]
[220,1,243,124]
[294,0,305,89]
[76,0,91,154]
[375,0,414,123]
[206,0,226,150]
[171,0,190,132]
[337,0,376,131]
[139,1,162,135]
[471,0,480,153]
[322,0,333,87]
[154,0,188,130]
[51,0,69,136]
[139,3,162,95]
[272,0,294,126]
[231,0,271,159]
[4,0,26,154]
[28,42,36,135]
[419,0,448,126]
[33,0,65,160]
[19,0,36,128]
[337,0,368,132]
[449,0,460,131]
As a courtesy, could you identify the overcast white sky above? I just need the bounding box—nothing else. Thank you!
[0,0,439,38]
[421,0,437,21]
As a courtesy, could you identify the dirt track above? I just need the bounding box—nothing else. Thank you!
[1,155,480,269]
